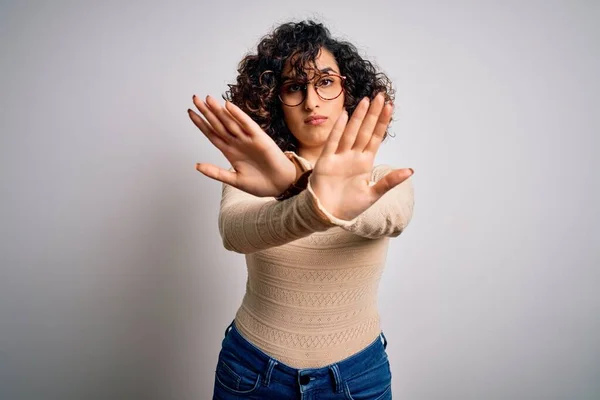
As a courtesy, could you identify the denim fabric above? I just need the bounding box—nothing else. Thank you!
[212,320,392,399]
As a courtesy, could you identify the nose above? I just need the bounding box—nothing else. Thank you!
[303,83,320,110]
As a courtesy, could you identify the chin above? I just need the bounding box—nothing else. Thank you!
[303,141,329,151]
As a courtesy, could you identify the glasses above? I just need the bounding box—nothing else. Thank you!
[279,73,346,107]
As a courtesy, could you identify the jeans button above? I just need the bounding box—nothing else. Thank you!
[299,375,311,385]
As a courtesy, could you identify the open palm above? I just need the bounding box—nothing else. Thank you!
[310,93,414,221]
[188,95,298,197]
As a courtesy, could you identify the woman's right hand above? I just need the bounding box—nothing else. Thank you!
[188,95,299,197]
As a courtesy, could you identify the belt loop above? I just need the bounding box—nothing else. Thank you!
[224,320,234,338]
[262,359,278,387]
[380,331,388,350]
[329,364,343,394]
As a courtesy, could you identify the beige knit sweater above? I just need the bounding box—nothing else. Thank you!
[218,152,415,368]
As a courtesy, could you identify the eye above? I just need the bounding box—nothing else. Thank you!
[284,82,304,93]
[316,77,334,87]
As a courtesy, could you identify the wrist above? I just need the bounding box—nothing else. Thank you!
[275,169,313,201]
[293,162,303,181]
[308,178,357,221]
[306,179,359,224]
[285,152,306,180]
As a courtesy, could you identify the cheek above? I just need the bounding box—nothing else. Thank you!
[282,109,300,126]
[282,111,305,139]
[334,93,346,112]
[330,98,346,120]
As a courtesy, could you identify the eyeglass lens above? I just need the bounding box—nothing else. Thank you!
[280,75,344,106]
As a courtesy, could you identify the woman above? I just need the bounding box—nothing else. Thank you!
[188,20,414,400]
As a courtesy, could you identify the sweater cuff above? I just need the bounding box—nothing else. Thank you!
[290,185,334,229]
[305,181,360,228]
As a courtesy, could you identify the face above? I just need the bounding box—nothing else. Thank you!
[280,47,346,151]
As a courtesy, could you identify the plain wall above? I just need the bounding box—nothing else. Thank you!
[1,1,598,399]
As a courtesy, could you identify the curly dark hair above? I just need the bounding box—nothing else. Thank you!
[224,20,396,152]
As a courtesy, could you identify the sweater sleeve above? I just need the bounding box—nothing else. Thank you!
[305,164,415,239]
[218,180,336,254]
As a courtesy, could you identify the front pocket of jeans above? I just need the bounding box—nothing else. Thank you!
[215,352,261,394]
[344,358,392,400]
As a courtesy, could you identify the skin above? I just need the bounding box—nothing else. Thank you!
[280,48,346,166]
[307,94,413,220]
[188,95,297,197]
[188,47,414,220]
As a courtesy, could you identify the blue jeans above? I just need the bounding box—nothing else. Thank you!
[212,320,392,399]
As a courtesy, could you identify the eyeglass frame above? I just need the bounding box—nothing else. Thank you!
[277,73,347,107]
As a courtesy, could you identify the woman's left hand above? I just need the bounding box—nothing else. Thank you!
[309,93,414,221]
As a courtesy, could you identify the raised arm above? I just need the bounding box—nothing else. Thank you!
[218,179,335,254]
[191,93,415,251]
[306,164,415,239]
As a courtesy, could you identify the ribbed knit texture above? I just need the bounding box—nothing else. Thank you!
[218,153,414,368]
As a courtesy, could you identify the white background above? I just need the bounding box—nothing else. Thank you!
[1,1,598,399]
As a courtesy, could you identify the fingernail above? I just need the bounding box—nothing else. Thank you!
[409,168,414,175]
[187,108,192,114]
[193,94,196,100]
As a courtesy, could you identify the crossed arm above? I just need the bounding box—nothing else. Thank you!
[218,164,414,254]
[189,93,415,254]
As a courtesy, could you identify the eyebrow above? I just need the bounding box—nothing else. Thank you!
[281,67,338,82]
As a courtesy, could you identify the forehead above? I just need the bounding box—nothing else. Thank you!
[281,47,340,79]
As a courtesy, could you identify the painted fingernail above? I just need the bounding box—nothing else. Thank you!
[409,168,414,175]
[193,94,196,100]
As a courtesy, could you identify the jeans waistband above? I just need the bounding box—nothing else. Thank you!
[222,320,388,393]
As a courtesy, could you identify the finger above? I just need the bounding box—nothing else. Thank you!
[195,162,238,187]
[224,101,263,137]
[370,168,414,198]
[321,110,348,156]
[195,95,237,140]
[192,96,230,144]
[336,97,370,152]
[188,108,230,150]
[205,96,247,139]
[353,93,386,151]
[363,102,394,154]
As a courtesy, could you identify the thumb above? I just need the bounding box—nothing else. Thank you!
[195,163,238,186]
[371,168,414,198]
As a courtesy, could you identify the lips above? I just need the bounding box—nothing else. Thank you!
[304,115,328,125]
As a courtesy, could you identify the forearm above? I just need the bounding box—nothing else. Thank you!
[218,182,335,254]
